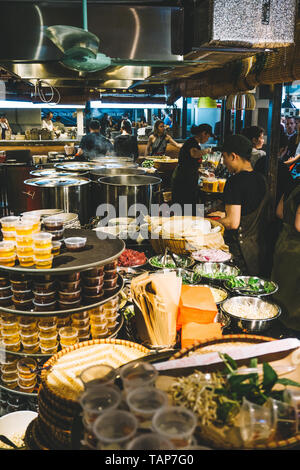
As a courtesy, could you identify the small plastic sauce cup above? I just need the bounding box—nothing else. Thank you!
[0,241,15,258]
[32,232,53,248]
[15,221,34,236]
[34,256,53,269]
[0,216,19,231]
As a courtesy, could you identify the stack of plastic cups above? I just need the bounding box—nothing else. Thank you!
[43,216,65,242]
[15,220,35,267]
[21,214,41,234]
[0,356,18,390]
[0,216,19,243]
[57,315,71,329]
[58,326,79,349]
[88,306,108,340]
[103,261,118,298]
[11,276,34,312]
[0,240,16,268]
[32,233,53,269]
[79,384,122,449]
[102,296,120,333]
[151,406,198,449]
[71,312,90,341]
[93,409,138,450]
[119,361,158,394]
[81,267,104,305]
[126,386,169,431]
[0,315,21,352]
[38,317,58,355]
[17,357,38,393]
[19,316,40,354]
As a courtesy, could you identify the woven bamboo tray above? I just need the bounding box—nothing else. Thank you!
[148,217,225,255]
[168,335,300,450]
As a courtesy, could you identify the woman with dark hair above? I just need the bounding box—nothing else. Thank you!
[217,134,270,276]
[113,120,139,161]
[241,125,266,167]
[171,123,213,213]
[145,119,181,157]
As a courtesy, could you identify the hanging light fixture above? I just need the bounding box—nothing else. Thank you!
[226,92,256,111]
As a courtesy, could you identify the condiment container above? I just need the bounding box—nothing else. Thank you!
[82,267,104,278]
[33,291,56,304]
[43,216,64,232]
[32,232,52,248]
[58,299,81,310]
[11,289,33,301]
[58,290,81,302]
[34,256,53,269]
[15,221,34,236]
[59,280,81,292]
[0,285,12,298]
[33,300,57,312]
[0,216,19,231]
[104,260,118,271]
[64,237,87,252]
[152,406,197,449]
[93,410,138,450]
[82,276,104,287]
[0,241,15,258]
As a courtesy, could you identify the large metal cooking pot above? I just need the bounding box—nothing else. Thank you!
[89,167,146,180]
[98,174,162,219]
[30,168,88,178]
[23,176,92,225]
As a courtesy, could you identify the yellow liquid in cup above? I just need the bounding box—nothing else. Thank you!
[15,227,34,236]
[16,237,33,247]
[18,257,34,267]
[3,234,16,242]
[0,249,15,258]
[34,250,52,260]
[0,257,15,267]
[33,240,52,249]
[35,259,53,269]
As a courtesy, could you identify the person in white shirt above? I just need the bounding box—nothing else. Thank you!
[0,115,11,139]
[42,112,54,131]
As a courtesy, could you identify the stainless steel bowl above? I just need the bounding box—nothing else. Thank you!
[153,268,201,285]
[149,254,195,270]
[220,296,281,332]
[193,262,240,281]
[223,276,278,297]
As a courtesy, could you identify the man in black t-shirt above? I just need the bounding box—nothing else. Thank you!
[76,120,113,161]
[211,134,269,276]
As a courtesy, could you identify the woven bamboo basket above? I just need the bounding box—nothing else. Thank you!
[168,335,300,450]
[148,217,225,255]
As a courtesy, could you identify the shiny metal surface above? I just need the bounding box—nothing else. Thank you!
[193,262,240,281]
[220,296,281,332]
[98,174,162,218]
[223,276,279,297]
[24,176,91,224]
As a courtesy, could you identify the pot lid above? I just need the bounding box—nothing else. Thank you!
[24,176,91,187]
[30,169,85,177]
[54,161,106,171]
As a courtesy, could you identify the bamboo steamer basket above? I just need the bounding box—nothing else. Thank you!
[148,217,224,255]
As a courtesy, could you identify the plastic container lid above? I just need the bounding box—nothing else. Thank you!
[0,241,15,250]
[32,232,53,241]
[64,237,87,247]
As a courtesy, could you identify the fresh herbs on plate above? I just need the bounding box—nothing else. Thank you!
[226,276,275,294]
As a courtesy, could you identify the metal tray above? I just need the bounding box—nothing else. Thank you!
[0,229,125,274]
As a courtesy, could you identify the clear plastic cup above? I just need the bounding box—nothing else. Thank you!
[19,316,37,332]
[34,256,53,269]
[38,317,57,333]
[79,385,122,426]
[0,255,16,267]
[90,328,109,339]
[0,241,15,258]
[33,247,52,260]
[58,326,78,347]
[238,398,276,445]
[284,388,300,432]
[51,241,62,257]
[93,410,138,450]
[43,216,64,231]
[126,433,175,450]
[152,406,197,449]
[21,215,41,233]
[15,221,34,236]
[1,231,16,242]
[22,342,40,354]
[72,317,90,328]
[20,331,39,345]
[119,361,158,391]
[16,246,33,256]
[126,386,169,423]
[17,254,34,267]
[40,341,58,355]
[32,232,52,248]
[266,397,298,439]
[15,234,33,247]
[17,357,37,379]
[79,364,117,390]
[1,216,19,232]
[39,333,58,348]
